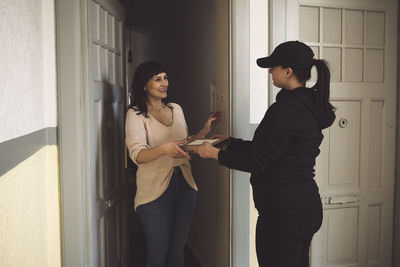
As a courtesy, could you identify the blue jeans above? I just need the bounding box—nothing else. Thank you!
[136,167,196,267]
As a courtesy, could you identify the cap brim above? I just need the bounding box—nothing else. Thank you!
[256,56,275,68]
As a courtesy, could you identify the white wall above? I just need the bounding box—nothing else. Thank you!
[250,0,269,124]
[0,0,60,266]
[43,0,57,129]
[0,0,57,143]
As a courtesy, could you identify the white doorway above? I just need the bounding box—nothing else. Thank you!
[57,0,231,266]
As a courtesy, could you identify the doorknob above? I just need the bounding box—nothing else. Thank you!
[106,200,112,208]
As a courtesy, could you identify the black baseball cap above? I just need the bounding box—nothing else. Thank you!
[256,41,314,70]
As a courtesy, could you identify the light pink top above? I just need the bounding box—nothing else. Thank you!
[125,103,198,209]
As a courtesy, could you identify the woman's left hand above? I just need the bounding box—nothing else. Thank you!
[195,141,220,160]
[202,111,222,134]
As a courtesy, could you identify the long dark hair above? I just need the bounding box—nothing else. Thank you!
[286,59,334,111]
[128,61,172,117]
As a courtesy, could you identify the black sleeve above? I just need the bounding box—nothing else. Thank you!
[226,137,252,153]
[218,102,304,174]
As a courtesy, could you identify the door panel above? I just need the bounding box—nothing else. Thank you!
[284,1,397,266]
[88,0,127,266]
[328,100,361,188]
[367,204,382,263]
[323,207,359,265]
[369,100,384,188]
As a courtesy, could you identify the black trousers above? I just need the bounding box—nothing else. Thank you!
[255,194,322,267]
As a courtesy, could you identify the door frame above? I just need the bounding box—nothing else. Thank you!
[395,107,400,264]
[229,0,252,265]
[229,0,285,266]
[56,0,92,266]
[394,4,400,263]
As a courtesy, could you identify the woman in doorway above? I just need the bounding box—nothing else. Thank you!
[125,61,220,267]
[195,41,336,267]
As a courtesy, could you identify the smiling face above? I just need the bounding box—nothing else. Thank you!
[145,72,169,99]
[269,65,290,88]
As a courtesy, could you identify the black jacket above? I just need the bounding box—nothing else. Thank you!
[218,87,336,214]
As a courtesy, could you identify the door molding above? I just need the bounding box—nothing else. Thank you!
[230,1,287,266]
[230,0,251,266]
[56,0,90,266]
[394,132,400,264]
[269,0,287,104]
[394,5,400,263]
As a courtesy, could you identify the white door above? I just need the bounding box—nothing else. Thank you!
[87,0,128,266]
[272,0,397,266]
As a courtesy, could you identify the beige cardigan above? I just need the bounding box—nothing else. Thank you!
[125,103,198,209]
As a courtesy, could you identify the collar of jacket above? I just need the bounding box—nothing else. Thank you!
[276,87,312,101]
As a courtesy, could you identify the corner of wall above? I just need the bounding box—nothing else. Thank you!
[46,145,61,267]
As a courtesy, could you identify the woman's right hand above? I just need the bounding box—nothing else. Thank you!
[162,140,191,160]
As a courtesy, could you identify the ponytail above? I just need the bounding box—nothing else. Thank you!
[285,59,335,111]
[312,59,334,111]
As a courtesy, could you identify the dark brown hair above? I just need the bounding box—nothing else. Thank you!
[284,59,334,111]
[128,61,172,117]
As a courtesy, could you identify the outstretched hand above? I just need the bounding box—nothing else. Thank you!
[195,141,220,160]
[202,111,222,134]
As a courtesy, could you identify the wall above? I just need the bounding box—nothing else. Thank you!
[0,0,56,141]
[0,146,59,267]
[0,0,60,266]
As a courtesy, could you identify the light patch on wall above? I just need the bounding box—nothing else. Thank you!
[43,0,57,128]
[250,0,269,124]
[0,146,61,267]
